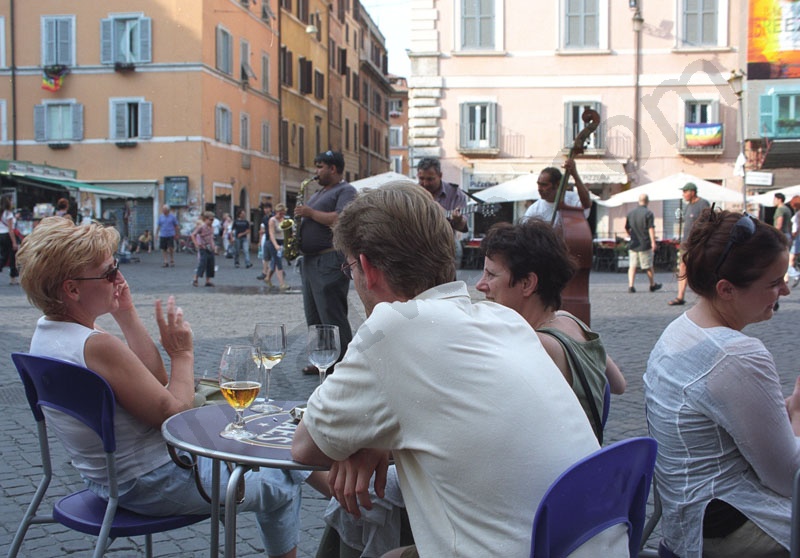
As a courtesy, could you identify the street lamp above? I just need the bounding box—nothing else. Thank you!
[632,10,644,170]
[727,69,747,210]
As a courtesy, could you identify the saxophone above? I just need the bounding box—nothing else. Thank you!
[282,175,317,261]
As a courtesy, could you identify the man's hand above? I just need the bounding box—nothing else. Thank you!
[328,449,390,518]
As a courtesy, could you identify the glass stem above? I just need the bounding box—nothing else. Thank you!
[265,365,272,401]
[318,367,327,385]
[233,409,246,429]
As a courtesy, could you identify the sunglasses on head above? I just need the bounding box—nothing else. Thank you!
[71,259,120,283]
[713,215,756,278]
[341,259,357,280]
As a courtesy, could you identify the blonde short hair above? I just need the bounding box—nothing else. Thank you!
[275,203,287,212]
[17,217,119,317]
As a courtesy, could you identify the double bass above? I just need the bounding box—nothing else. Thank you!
[550,108,600,326]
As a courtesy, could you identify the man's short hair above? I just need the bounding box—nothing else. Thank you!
[334,180,455,298]
[416,157,442,174]
[541,167,562,187]
[775,192,786,202]
[314,150,345,173]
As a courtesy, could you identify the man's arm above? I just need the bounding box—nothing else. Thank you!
[649,225,657,252]
[563,159,591,209]
[293,205,340,227]
[292,420,335,467]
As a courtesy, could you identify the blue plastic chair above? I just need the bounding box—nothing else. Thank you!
[530,436,658,558]
[8,353,209,558]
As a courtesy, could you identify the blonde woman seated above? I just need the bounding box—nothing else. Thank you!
[645,209,797,557]
[16,217,325,558]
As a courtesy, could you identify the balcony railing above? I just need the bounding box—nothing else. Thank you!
[773,120,800,139]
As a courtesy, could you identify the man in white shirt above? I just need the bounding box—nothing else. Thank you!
[292,181,626,557]
[523,159,591,226]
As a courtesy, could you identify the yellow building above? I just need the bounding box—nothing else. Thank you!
[0,0,282,235]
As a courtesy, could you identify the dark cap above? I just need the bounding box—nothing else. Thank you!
[680,182,697,192]
[314,150,345,173]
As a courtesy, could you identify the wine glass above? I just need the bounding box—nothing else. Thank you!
[250,323,287,414]
[218,344,261,440]
[308,324,340,384]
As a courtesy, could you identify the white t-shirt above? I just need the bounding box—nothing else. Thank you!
[303,282,627,557]
[0,209,14,234]
[523,190,583,225]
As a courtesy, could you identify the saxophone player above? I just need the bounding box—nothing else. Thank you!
[294,150,357,376]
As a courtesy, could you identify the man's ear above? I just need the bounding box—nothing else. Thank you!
[359,254,381,289]
[521,272,538,297]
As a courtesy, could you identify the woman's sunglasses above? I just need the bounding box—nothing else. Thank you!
[71,259,120,283]
[713,215,756,277]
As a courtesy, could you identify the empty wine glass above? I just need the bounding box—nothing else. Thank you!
[251,323,287,414]
[218,344,260,440]
[308,324,340,384]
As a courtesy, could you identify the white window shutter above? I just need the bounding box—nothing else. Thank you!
[112,102,127,139]
[57,19,73,66]
[139,101,153,139]
[759,94,774,137]
[34,105,46,141]
[71,104,84,140]
[139,18,152,63]
[488,102,498,148]
[459,103,469,148]
[43,19,57,66]
[100,19,114,64]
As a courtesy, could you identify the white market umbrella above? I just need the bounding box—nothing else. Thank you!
[351,171,410,190]
[602,172,743,207]
[749,185,800,206]
[473,173,600,204]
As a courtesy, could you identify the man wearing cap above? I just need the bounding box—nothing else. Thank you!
[669,182,709,306]
[295,150,357,374]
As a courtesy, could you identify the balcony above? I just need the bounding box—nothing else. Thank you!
[678,122,724,155]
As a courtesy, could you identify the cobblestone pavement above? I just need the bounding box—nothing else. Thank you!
[1,250,798,556]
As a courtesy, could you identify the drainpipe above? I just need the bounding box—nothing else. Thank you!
[10,0,17,160]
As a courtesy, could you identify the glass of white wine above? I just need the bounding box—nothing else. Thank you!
[308,324,340,385]
[251,323,287,414]
[218,344,261,440]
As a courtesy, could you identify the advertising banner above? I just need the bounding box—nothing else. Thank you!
[748,0,800,79]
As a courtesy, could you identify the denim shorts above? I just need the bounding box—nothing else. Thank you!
[85,455,310,556]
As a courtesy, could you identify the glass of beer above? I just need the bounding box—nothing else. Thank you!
[218,344,261,440]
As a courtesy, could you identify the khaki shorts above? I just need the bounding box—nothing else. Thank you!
[628,249,653,270]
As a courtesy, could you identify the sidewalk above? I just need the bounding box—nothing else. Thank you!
[1,250,798,556]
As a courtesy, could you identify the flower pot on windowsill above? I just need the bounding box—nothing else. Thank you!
[115,140,138,148]
[114,62,136,72]
[44,64,70,77]
[48,142,70,150]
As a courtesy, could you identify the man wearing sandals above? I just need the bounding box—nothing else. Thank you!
[669,183,709,306]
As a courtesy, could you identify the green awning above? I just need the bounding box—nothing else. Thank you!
[6,172,135,198]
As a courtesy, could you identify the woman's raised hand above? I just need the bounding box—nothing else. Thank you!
[155,296,193,359]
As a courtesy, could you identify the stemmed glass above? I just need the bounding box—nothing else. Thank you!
[251,323,287,414]
[308,324,340,384]
[218,345,261,440]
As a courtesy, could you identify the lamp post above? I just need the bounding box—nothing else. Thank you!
[727,69,747,211]
[632,9,644,171]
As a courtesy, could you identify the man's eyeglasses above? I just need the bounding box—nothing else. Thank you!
[71,259,120,283]
[714,215,756,277]
[341,259,357,280]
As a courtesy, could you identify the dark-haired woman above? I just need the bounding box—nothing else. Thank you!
[0,196,19,285]
[645,209,798,557]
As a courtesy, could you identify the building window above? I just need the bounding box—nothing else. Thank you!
[280,119,289,162]
[461,0,494,50]
[345,117,350,149]
[760,90,800,138]
[338,47,347,75]
[389,99,402,116]
[362,122,369,147]
[0,17,6,68]
[110,98,152,139]
[261,121,271,154]
[352,73,360,101]
[42,16,75,66]
[281,0,292,10]
[373,91,382,114]
[240,113,250,149]
[389,126,403,148]
[298,58,312,94]
[298,126,305,168]
[216,26,233,75]
[280,47,293,86]
[565,0,598,49]
[564,101,602,149]
[329,39,336,68]
[678,0,728,48]
[261,53,270,93]
[459,102,497,150]
[314,70,325,100]
[0,100,6,142]
[354,122,358,152]
[391,155,403,173]
[101,14,152,64]
[298,0,309,23]
[34,101,83,141]
[215,105,232,144]
[315,117,322,156]
[241,40,256,84]
[362,81,369,106]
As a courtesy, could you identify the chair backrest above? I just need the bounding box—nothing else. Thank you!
[12,353,117,453]
[530,436,658,558]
